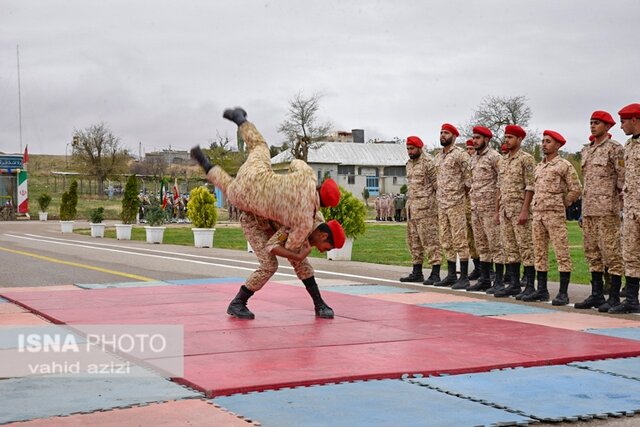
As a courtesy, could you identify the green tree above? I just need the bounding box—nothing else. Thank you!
[278,92,332,161]
[120,175,140,224]
[321,187,367,239]
[60,180,78,220]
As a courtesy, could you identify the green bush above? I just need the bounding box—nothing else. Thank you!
[145,200,166,227]
[59,181,78,221]
[120,175,140,224]
[187,186,218,228]
[321,186,366,239]
[89,207,105,224]
[400,184,408,194]
[37,193,52,212]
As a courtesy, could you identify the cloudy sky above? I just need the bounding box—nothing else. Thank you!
[0,0,637,157]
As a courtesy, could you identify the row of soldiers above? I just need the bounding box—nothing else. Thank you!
[374,194,407,221]
[400,103,640,315]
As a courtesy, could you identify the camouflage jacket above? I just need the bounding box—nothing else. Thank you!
[498,149,536,217]
[470,147,501,212]
[435,146,471,209]
[581,138,624,216]
[406,152,437,219]
[532,156,582,213]
[624,136,640,210]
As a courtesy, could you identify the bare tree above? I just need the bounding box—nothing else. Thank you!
[206,131,246,176]
[278,92,332,161]
[71,123,130,196]
[131,155,168,180]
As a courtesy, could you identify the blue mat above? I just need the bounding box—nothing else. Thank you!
[215,379,534,427]
[419,301,553,316]
[586,327,640,341]
[0,374,201,424]
[0,297,7,303]
[75,281,170,289]
[410,365,640,421]
[570,357,640,381]
[324,285,416,295]
[166,277,245,285]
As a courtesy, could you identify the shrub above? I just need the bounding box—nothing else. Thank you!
[59,181,78,221]
[89,207,105,224]
[321,186,366,239]
[37,193,52,212]
[145,199,166,227]
[120,175,140,224]
[400,184,408,195]
[187,186,218,228]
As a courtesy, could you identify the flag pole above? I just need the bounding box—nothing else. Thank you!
[17,45,23,154]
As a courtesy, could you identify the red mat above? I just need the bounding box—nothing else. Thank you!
[4,282,640,397]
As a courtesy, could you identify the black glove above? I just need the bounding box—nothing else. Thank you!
[190,146,212,174]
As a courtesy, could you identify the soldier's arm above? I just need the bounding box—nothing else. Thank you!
[495,188,501,225]
[266,227,312,262]
[564,163,582,207]
[460,151,472,192]
[518,156,535,225]
[612,144,625,207]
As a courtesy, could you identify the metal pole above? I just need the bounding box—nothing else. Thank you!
[17,45,23,153]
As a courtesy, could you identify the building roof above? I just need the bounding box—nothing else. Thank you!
[271,142,408,166]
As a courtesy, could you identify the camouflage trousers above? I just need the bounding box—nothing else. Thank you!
[583,215,624,276]
[438,204,470,262]
[407,215,441,266]
[471,209,503,263]
[623,209,640,278]
[532,211,571,272]
[466,204,478,259]
[240,212,314,292]
[500,210,534,266]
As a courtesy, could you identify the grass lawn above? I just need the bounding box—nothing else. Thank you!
[77,221,590,285]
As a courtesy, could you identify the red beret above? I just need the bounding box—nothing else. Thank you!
[543,130,566,145]
[326,219,346,249]
[441,123,459,137]
[500,143,508,153]
[591,110,616,125]
[466,139,474,147]
[319,179,340,207]
[618,103,640,119]
[504,125,526,139]
[406,136,424,148]
[472,126,492,139]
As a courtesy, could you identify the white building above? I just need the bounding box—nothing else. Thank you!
[270,142,408,199]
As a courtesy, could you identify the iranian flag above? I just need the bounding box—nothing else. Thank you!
[160,180,168,208]
[18,170,28,214]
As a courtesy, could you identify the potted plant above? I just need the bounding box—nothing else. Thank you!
[37,192,52,221]
[186,186,218,248]
[321,185,367,261]
[144,199,166,244]
[59,181,78,233]
[116,175,140,240]
[89,207,105,238]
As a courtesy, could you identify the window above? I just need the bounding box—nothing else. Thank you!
[338,165,355,175]
[384,166,406,177]
[347,175,355,185]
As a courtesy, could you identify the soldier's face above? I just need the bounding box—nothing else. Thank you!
[590,120,611,137]
[406,145,421,159]
[440,131,455,146]
[621,117,640,136]
[542,136,560,155]
[309,230,333,253]
[472,134,488,152]
[466,146,475,155]
[504,134,521,151]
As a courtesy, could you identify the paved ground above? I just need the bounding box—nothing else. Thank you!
[1,220,640,426]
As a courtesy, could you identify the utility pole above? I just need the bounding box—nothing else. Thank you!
[17,45,23,153]
[139,141,142,160]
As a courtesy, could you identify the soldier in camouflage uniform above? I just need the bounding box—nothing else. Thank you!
[399,136,441,285]
[495,125,536,299]
[610,103,640,314]
[575,111,625,312]
[465,137,481,280]
[530,130,582,306]
[467,127,503,292]
[433,124,472,289]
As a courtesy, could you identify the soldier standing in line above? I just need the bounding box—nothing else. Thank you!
[495,125,536,298]
[465,139,481,280]
[400,136,441,284]
[610,103,640,314]
[529,130,582,306]
[374,196,381,221]
[574,111,625,312]
[466,139,476,156]
[433,124,472,289]
[466,127,503,292]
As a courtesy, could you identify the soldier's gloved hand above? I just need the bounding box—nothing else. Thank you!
[190,146,212,174]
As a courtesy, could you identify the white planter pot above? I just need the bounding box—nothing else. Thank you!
[90,223,106,238]
[115,224,133,240]
[39,212,48,221]
[60,220,75,234]
[144,226,166,244]
[192,228,215,248]
[327,237,354,261]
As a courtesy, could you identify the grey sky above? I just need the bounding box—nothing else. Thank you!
[0,0,637,157]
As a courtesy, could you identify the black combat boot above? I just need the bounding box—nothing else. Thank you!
[552,271,571,306]
[599,274,622,312]
[227,285,255,319]
[495,263,521,297]
[575,271,606,309]
[423,264,441,286]
[486,263,505,295]
[435,261,457,287]
[400,264,424,283]
[523,271,549,302]
[609,277,640,314]
[467,261,492,291]
[468,258,481,281]
[503,267,512,287]
[452,259,470,290]
[302,277,334,318]
[222,107,248,127]
[516,266,536,300]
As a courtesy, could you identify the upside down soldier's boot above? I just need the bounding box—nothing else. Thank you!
[516,266,536,300]
[523,271,550,302]
[302,277,334,318]
[227,285,255,319]
[222,107,248,127]
[552,271,571,306]
[451,259,470,290]
[495,263,521,297]
[435,261,457,287]
[599,274,622,312]
[468,258,481,281]
[486,263,505,295]
[400,264,424,283]
[467,261,492,291]
[423,264,441,286]
[575,271,606,309]
[609,277,640,314]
